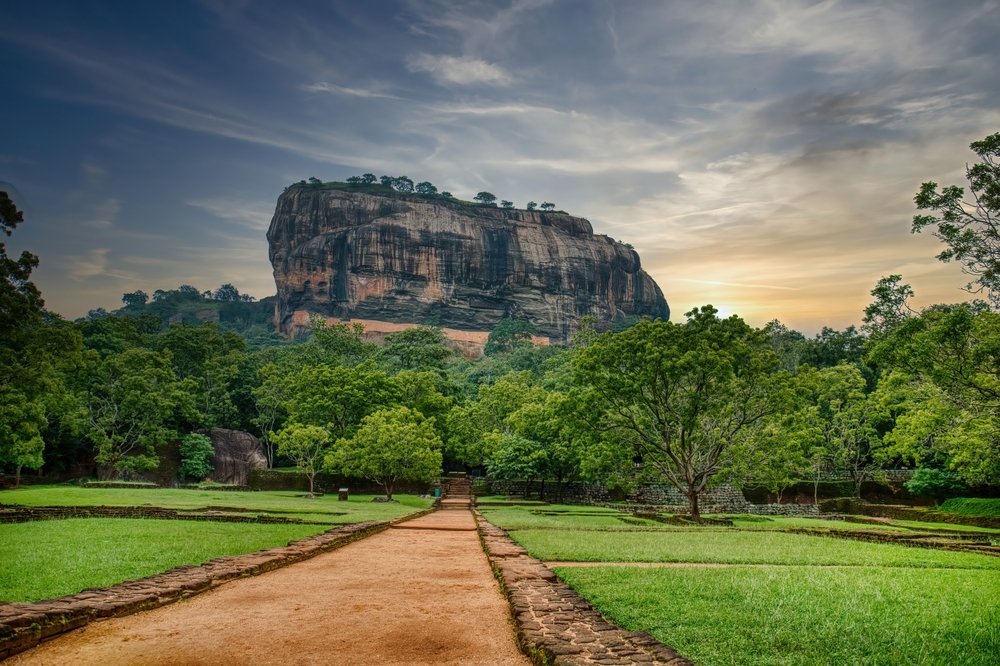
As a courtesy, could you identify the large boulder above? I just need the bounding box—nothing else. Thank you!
[267,186,669,343]
[209,429,266,486]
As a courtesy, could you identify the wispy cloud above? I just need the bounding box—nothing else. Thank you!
[186,197,275,231]
[84,198,120,229]
[69,248,110,280]
[407,54,512,86]
[302,82,402,100]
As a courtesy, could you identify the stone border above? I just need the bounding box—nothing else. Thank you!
[475,511,693,666]
[0,508,435,661]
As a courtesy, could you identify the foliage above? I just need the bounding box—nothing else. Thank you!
[870,304,1000,484]
[474,191,497,206]
[178,433,215,482]
[0,191,43,341]
[0,387,45,486]
[484,318,536,356]
[327,406,442,499]
[862,274,914,337]
[271,423,330,497]
[82,348,197,478]
[378,326,454,371]
[573,308,787,520]
[540,202,555,211]
[904,467,965,503]
[912,132,1000,306]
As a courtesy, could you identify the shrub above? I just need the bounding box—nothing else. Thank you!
[905,468,965,504]
[178,434,214,482]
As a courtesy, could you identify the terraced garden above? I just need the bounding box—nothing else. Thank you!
[478,502,1000,666]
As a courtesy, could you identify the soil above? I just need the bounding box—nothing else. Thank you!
[8,510,529,666]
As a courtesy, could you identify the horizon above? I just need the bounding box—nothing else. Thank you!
[4,0,999,336]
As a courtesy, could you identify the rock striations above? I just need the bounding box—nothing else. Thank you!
[267,185,669,343]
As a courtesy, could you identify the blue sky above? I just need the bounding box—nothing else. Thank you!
[3,0,999,333]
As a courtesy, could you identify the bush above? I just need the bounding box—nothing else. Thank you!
[178,434,214,482]
[905,468,965,504]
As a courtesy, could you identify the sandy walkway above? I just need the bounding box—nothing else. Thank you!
[8,510,529,666]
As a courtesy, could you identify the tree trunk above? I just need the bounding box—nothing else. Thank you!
[813,476,820,505]
[307,472,315,498]
[15,465,22,488]
[688,491,701,523]
[384,480,394,501]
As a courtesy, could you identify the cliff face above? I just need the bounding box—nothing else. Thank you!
[267,186,669,341]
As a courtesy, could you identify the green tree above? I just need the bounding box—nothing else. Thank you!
[415,181,438,195]
[328,406,442,500]
[871,305,1000,485]
[0,387,45,486]
[484,432,545,499]
[526,201,537,211]
[904,467,964,506]
[500,200,514,209]
[178,433,215,482]
[379,175,394,188]
[540,202,555,211]
[393,176,414,193]
[862,275,914,338]
[121,290,149,309]
[361,173,377,185]
[912,132,1000,306]
[213,283,241,302]
[484,319,536,356]
[474,191,497,206]
[271,423,330,497]
[379,327,454,371]
[0,191,43,342]
[574,308,786,521]
[83,348,197,479]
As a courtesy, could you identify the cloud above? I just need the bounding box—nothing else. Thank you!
[302,82,402,100]
[186,197,276,231]
[69,248,111,280]
[84,198,120,229]
[407,53,512,86]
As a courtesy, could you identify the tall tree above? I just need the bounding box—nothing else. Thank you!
[271,423,330,497]
[328,407,442,500]
[474,192,497,206]
[912,132,1000,306]
[574,308,786,521]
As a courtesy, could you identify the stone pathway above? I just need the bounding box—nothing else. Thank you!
[6,510,528,666]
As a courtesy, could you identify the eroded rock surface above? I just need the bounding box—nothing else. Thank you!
[209,429,266,486]
[267,187,669,341]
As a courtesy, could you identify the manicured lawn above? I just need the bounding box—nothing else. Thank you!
[0,485,432,523]
[486,502,1000,665]
[0,518,328,602]
[511,528,1000,569]
[479,505,666,530]
[555,565,1000,666]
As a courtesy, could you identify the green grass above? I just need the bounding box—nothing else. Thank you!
[940,497,1000,517]
[510,528,1000,569]
[554,565,1000,666]
[0,518,328,602]
[890,518,1000,534]
[0,485,432,524]
[479,504,666,530]
[724,515,906,531]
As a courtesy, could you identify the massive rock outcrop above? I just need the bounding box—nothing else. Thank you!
[267,186,669,342]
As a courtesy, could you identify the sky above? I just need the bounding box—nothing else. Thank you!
[3,0,999,335]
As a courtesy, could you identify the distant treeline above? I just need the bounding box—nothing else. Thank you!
[291,174,560,213]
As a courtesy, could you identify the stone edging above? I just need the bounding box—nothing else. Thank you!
[0,504,335,525]
[0,508,435,661]
[475,511,693,666]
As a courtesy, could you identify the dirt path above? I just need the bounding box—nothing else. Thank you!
[8,510,529,666]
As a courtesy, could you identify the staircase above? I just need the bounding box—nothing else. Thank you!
[439,472,472,511]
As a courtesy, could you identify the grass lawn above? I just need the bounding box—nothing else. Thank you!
[0,518,328,602]
[510,528,1000,569]
[555,565,1000,666]
[0,485,432,524]
[939,497,1000,517]
[479,504,669,531]
[485,502,1000,665]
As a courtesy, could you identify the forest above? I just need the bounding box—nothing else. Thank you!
[2,134,999,519]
